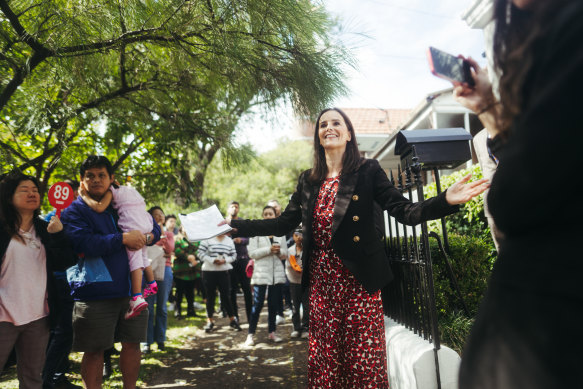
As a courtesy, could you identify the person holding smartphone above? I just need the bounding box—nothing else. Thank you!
[244,205,289,346]
[452,0,583,388]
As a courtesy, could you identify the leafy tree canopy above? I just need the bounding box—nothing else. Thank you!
[203,138,313,219]
[1,0,351,207]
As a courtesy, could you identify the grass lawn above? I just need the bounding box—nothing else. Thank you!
[0,297,207,389]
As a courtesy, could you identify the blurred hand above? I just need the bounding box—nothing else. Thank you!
[445,174,490,205]
[270,244,281,255]
[233,237,242,244]
[218,219,237,233]
[213,257,226,265]
[79,180,89,193]
[47,216,63,234]
[187,254,198,266]
[123,230,146,250]
[452,56,496,113]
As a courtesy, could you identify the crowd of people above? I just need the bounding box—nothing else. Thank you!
[2,0,581,387]
[0,155,313,389]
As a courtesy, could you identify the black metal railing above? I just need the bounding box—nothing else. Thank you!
[382,156,443,388]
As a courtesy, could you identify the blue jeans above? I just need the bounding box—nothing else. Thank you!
[248,284,282,334]
[146,266,173,345]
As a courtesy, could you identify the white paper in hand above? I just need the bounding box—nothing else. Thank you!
[179,204,232,242]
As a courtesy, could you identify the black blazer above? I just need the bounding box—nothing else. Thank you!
[232,158,458,294]
[0,217,77,328]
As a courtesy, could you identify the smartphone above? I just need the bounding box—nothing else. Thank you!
[427,46,474,87]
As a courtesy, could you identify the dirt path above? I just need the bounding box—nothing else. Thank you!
[143,298,308,388]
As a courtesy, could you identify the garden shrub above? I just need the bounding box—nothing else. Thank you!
[429,233,492,354]
[424,164,493,250]
[438,311,474,355]
[429,233,492,317]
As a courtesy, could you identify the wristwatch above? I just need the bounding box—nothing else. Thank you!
[145,233,152,244]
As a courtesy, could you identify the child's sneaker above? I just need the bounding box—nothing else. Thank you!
[143,281,158,298]
[125,295,148,319]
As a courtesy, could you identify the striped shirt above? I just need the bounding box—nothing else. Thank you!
[196,236,236,271]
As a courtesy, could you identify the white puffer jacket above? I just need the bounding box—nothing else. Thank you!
[248,235,288,285]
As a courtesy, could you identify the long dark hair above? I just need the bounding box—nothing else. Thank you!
[0,172,41,239]
[493,0,571,137]
[308,108,361,184]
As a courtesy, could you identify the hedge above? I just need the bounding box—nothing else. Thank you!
[429,233,493,354]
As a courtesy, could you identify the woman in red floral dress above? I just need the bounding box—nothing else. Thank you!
[308,175,389,387]
[228,108,489,388]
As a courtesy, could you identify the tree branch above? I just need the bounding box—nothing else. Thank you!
[74,82,149,115]
[112,136,144,172]
[0,50,50,112]
[0,0,52,54]
[16,1,44,18]
[0,139,29,162]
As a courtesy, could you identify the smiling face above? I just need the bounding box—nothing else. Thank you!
[12,180,40,214]
[82,166,114,200]
[318,110,352,153]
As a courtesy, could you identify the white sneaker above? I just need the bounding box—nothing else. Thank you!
[300,331,309,339]
[290,330,300,338]
[125,296,148,319]
[244,334,255,347]
[268,332,283,343]
[275,315,285,325]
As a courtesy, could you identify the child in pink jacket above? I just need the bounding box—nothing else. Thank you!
[80,184,157,319]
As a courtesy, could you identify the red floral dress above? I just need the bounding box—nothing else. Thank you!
[308,176,389,388]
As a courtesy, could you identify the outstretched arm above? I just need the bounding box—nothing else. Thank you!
[445,174,490,205]
[224,172,306,236]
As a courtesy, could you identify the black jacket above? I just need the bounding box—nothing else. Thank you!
[0,217,77,328]
[485,0,583,296]
[232,158,458,293]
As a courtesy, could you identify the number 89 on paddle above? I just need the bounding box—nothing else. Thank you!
[48,181,75,217]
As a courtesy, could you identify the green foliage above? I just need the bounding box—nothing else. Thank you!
[203,139,312,218]
[430,233,492,317]
[438,311,473,355]
[428,233,492,353]
[1,0,352,207]
[424,165,494,252]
